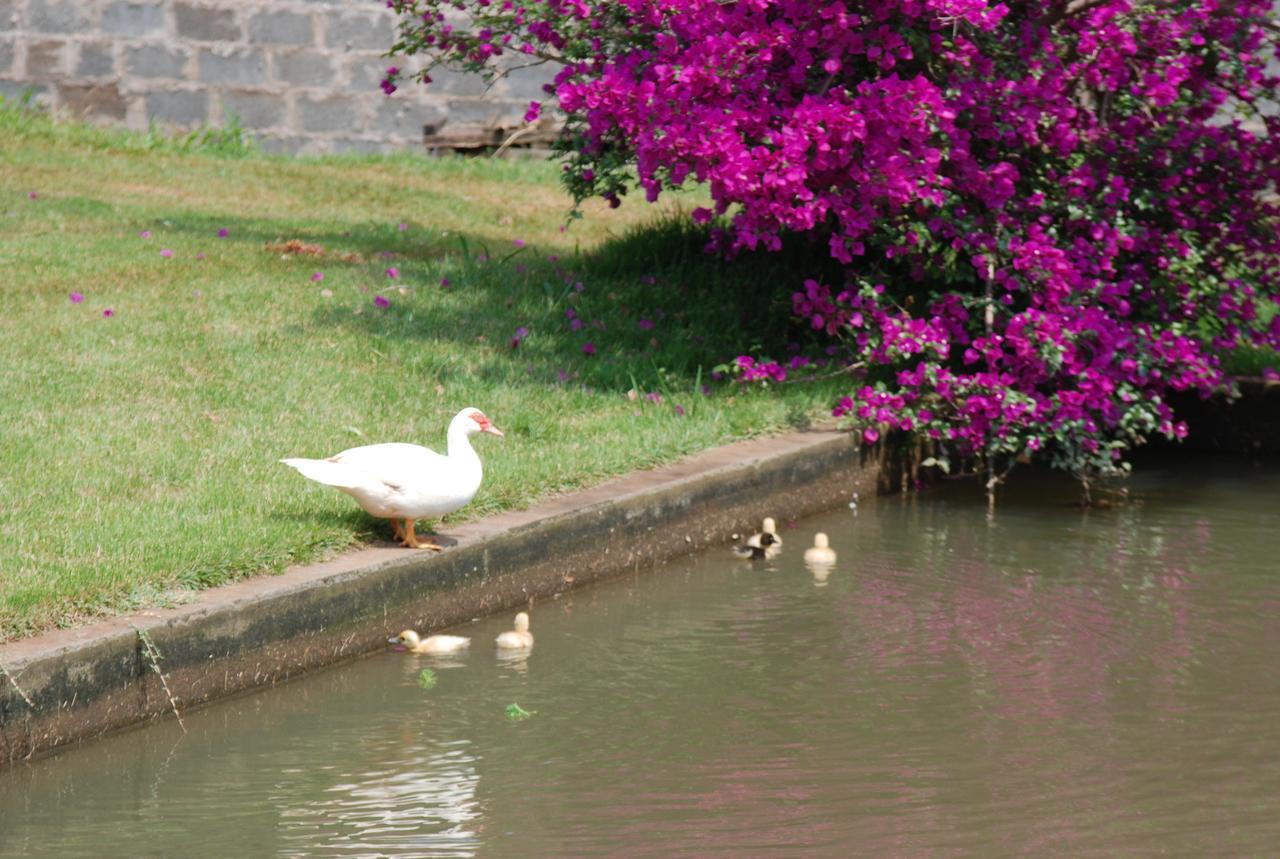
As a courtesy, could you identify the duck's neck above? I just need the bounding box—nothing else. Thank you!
[446,421,480,465]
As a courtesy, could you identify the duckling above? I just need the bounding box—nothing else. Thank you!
[759,516,782,547]
[731,531,778,560]
[388,629,471,655]
[803,533,837,566]
[743,516,783,558]
[495,612,534,650]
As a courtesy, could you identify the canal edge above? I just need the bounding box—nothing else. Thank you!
[0,427,887,766]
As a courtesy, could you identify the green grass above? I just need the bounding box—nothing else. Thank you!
[0,102,844,641]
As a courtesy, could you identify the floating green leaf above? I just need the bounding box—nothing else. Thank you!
[417,668,437,690]
[505,702,536,721]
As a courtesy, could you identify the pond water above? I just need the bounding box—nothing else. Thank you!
[2,462,1279,856]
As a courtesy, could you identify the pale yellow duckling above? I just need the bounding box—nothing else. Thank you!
[803,533,837,565]
[743,516,782,559]
[495,612,534,650]
[759,516,782,546]
[388,629,471,655]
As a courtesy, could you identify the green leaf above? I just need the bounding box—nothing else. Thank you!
[505,702,536,721]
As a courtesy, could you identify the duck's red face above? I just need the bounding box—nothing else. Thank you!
[469,410,505,437]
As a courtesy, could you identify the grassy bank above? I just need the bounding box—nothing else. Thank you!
[0,105,845,641]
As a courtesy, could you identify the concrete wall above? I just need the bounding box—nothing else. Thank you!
[0,0,555,155]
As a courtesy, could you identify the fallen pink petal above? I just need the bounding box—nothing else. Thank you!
[160,249,173,258]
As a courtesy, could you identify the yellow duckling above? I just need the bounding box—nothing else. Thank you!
[759,516,782,546]
[388,629,471,655]
[495,612,534,650]
[744,516,782,559]
[803,533,837,565]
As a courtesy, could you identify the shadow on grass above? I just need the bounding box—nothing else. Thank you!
[154,210,456,267]
[286,216,852,397]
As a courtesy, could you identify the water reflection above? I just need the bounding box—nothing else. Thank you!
[806,559,835,586]
[277,742,481,859]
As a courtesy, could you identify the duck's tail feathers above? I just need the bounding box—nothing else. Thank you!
[279,457,369,490]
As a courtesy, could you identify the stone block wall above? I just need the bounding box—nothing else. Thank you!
[0,0,555,155]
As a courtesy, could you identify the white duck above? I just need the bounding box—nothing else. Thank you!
[389,629,471,655]
[281,408,503,550]
[495,612,533,650]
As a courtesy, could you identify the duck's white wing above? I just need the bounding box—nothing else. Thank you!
[329,443,446,486]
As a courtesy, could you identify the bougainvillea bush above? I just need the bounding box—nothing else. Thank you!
[384,0,1280,486]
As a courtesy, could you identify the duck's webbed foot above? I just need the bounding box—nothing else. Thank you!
[402,520,444,551]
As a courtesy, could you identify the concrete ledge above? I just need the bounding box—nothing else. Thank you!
[0,428,882,765]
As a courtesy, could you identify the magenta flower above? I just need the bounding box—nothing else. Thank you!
[311,272,325,282]
[27,191,38,200]
[102,308,115,317]
[196,251,206,260]
[523,101,541,123]
[637,318,654,331]
[159,249,173,258]
[397,222,408,231]
[380,66,399,96]
[674,404,686,417]
[138,231,151,239]
[216,228,229,238]
[374,295,390,308]
[513,238,525,248]
[69,292,84,303]
[582,342,596,356]
[380,0,1280,480]
[440,277,450,288]
[385,267,399,279]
